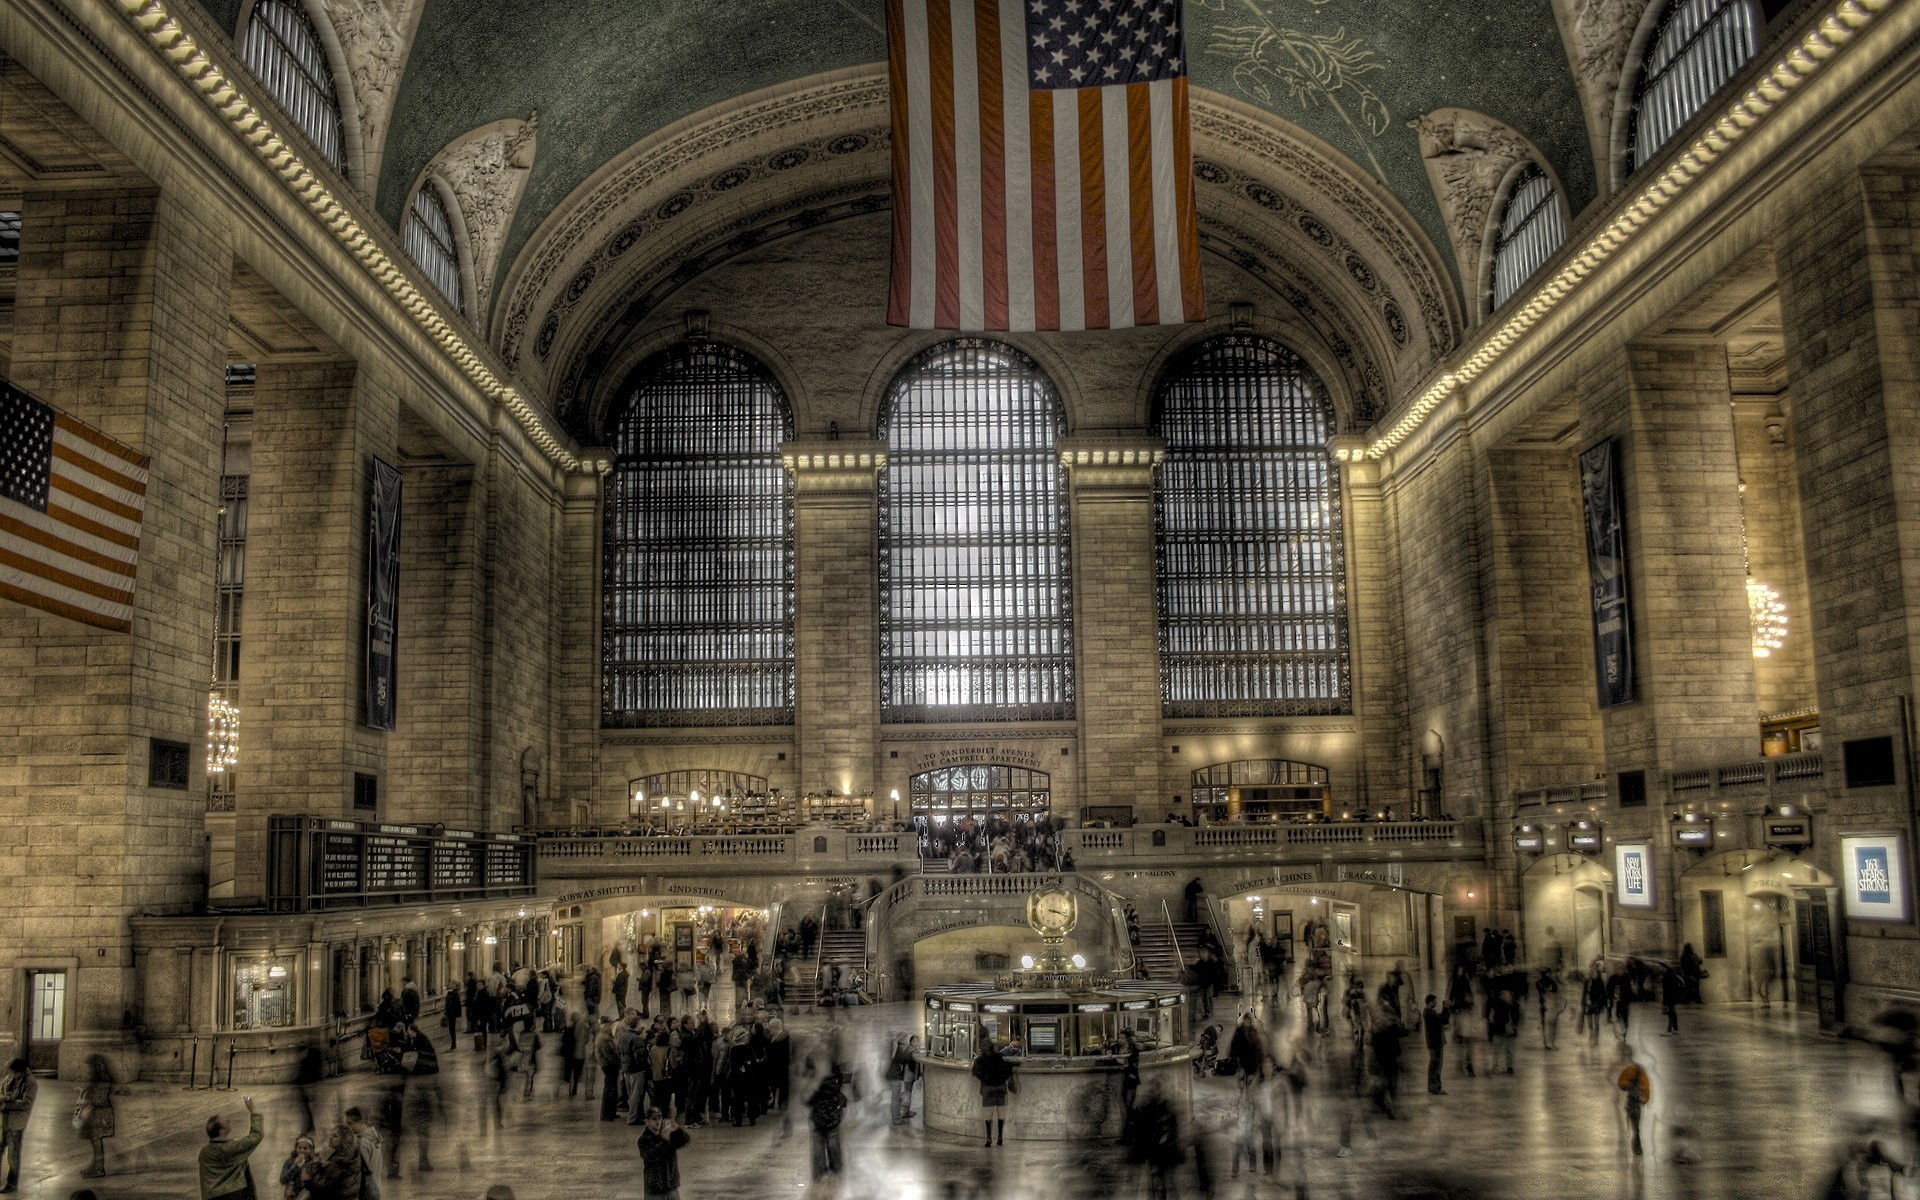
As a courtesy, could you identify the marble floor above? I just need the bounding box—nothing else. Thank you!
[6,983,1911,1200]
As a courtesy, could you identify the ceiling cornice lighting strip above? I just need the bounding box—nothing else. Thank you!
[115,0,582,474]
[1346,0,1897,463]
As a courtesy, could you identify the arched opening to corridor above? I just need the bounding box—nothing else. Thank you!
[1678,850,1833,1008]
[1521,853,1613,972]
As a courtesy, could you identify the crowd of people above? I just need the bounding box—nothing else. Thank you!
[919,813,1074,875]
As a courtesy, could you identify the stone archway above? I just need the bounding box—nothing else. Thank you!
[1521,853,1613,972]
[1679,850,1833,1006]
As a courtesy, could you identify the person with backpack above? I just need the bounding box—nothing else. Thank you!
[1615,1045,1652,1156]
[885,1034,918,1125]
[805,1065,849,1179]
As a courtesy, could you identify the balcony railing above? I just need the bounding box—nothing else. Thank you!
[1514,753,1824,812]
[532,819,1479,879]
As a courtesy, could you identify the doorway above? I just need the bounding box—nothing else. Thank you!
[24,970,65,1074]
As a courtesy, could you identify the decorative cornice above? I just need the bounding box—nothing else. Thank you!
[113,0,582,473]
[1349,0,1902,463]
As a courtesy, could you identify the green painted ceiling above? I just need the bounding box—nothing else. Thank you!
[202,0,1596,304]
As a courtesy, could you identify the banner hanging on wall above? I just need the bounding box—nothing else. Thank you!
[365,456,402,731]
[1614,841,1655,909]
[1840,832,1911,923]
[1580,437,1634,708]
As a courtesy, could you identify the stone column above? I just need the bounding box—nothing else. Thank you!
[0,186,231,1071]
[785,441,884,797]
[1062,437,1164,818]
[1578,345,1758,772]
[1776,164,1920,1007]
[556,467,606,815]
[1335,436,1408,811]
[388,461,485,827]
[1484,443,1604,792]
[239,358,402,897]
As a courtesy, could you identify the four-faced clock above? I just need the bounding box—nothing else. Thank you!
[1027,884,1078,938]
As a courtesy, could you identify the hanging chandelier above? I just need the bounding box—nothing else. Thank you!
[207,691,240,773]
[1747,579,1787,657]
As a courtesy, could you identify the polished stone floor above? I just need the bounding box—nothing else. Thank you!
[7,974,1912,1200]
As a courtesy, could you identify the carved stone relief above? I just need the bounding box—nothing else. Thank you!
[322,0,425,191]
[1409,108,1536,298]
[428,114,538,323]
[1553,0,1654,181]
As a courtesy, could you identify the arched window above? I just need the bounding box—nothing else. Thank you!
[1629,0,1761,171]
[879,339,1074,722]
[602,343,795,727]
[1489,164,1566,311]
[403,184,462,312]
[239,0,348,174]
[1153,336,1350,716]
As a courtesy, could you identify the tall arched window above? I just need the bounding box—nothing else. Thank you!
[403,184,463,312]
[1154,336,1350,716]
[880,339,1074,722]
[1489,164,1566,312]
[1629,0,1761,171]
[240,0,348,175]
[602,343,795,727]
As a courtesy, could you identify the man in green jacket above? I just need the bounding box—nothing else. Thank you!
[199,1095,262,1199]
[0,1058,37,1193]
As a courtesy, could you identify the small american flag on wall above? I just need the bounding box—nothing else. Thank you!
[0,380,149,632]
[887,0,1205,331]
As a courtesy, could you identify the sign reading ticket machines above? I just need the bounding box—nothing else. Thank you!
[1841,832,1912,923]
[1614,841,1656,909]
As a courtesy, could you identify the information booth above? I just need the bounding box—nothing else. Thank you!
[918,978,1192,1140]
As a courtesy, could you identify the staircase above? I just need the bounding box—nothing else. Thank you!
[1132,921,1238,993]
[813,929,868,995]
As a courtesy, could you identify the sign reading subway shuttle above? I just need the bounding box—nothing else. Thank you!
[1580,437,1635,708]
[366,456,402,731]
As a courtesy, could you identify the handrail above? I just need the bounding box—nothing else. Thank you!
[1160,900,1185,972]
[1203,895,1234,972]
[1111,905,1137,976]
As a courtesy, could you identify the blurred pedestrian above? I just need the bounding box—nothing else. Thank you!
[806,1068,848,1179]
[304,1125,361,1200]
[1614,1044,1651,1156]
[74,1054,114,1178]
[972,1041,1015,1146]
[442,986,461,1052]
[1421,995,1449,1095]
[0,1057,36,1193]
[1488,989,1520,1074]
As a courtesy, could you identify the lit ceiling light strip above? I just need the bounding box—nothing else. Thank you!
[1349,0,1897,463]
[115,0,581,473]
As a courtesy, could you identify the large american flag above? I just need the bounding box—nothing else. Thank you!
[0,381,148,632]
[887,0,1205,331]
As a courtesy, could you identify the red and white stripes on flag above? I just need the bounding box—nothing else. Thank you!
[887,0,1205,332]
[0,381,149,632]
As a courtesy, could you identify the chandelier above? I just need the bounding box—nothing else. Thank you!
[207,691,240,773]
[1747,579,1787,657]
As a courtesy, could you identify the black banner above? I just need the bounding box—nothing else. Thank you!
[366,456,402,730]
[1579,438,1634,708]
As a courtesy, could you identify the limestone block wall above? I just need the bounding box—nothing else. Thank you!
[1385,428,1492,820]
[0,186,231,1063]
[1484,443,1603,792]
[1068,452,1163,813]
[388,461,485,826]
[481,448,567,831]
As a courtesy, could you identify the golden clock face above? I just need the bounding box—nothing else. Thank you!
[1030,889,1077,934]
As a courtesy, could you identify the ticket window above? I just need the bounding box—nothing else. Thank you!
[233,958,297,1031]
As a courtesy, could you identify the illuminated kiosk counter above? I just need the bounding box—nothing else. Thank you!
[918,979,1194,1141]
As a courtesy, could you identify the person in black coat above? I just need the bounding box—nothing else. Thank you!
[1421,995,1450,1094]
[636,1109,689,1200]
